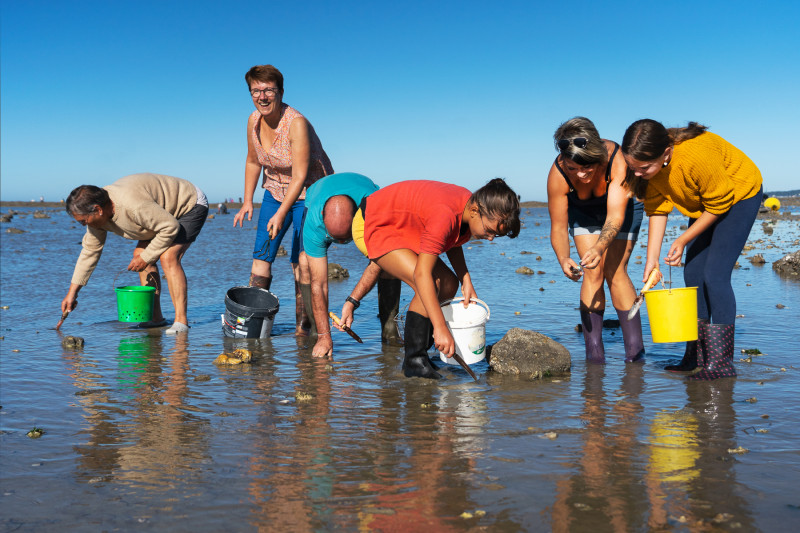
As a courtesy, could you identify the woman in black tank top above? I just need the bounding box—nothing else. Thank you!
[546,117,644,365]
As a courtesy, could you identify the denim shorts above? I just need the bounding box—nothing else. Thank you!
[568,198,643,241]
[253,189,305,263]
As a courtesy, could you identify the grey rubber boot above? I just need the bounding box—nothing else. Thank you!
[249,274,272,290]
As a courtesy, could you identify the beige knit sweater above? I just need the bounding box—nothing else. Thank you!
[71,173,200,286]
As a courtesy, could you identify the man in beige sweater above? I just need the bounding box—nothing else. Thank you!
[61,173,209,333]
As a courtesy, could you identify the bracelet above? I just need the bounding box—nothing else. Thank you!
[346,296,360,309]
[317,331,331,337]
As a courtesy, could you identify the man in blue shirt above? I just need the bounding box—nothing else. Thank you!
[302,172,402,357]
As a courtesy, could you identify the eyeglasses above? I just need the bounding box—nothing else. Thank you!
[477,210,502,239]
[556,137,588,151]
[250,87,280,97]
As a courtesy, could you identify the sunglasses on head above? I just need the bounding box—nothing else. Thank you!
[557,137,588,151]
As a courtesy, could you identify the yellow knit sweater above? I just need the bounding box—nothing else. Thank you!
[644,132,762,218]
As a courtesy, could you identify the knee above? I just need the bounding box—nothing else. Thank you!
[159,250,182,272]
[436,273,459,301]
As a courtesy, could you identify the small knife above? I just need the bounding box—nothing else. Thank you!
[627,268,663,320]
[448,351,479,381]
[55,311,70,331]
[329,312,363,343]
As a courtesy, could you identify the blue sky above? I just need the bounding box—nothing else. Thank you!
[2,0,798,202]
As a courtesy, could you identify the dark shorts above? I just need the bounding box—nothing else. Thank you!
[568,198,643,241]
[173,203,209,245]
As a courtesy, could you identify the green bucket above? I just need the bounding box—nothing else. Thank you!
[115,286,156,322]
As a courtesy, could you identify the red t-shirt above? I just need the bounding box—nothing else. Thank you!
[363,180,473,259]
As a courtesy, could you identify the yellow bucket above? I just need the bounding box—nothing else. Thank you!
[644,287,698,343]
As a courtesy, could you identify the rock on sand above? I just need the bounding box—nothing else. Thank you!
[773,250,800,278]
[489,328,571,378]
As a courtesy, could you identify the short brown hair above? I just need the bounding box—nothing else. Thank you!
[244,65,284,94]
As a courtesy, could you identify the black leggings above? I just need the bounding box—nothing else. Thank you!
[684,188,761,324]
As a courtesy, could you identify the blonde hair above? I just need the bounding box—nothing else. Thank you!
[553,117,608,166]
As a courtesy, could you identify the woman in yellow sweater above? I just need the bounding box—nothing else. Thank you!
[621,120,762,380]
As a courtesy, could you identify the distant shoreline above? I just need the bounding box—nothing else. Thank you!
[1,198,795,211]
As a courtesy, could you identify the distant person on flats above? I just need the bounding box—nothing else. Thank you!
[61,173,209,334]
[622,119,763,380]
[301,172,403,358]
[361,178,521,379]
[233,64,333,335]
[546,117,644,365]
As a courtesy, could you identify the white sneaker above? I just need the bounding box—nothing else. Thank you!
[165,322,189,334]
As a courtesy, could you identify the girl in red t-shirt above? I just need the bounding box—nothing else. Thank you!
[362,178,521,379]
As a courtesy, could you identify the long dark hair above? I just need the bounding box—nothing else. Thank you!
[621,119,708,198]
[66,185,110,216]
[470,178,521,238]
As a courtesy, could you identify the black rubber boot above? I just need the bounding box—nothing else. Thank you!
[402,311,441,379]
[378,278,403,345]
[580,308,605,364]
[688,323,737,380]
[665,319,708,373]
[249,274,272,290]
[616,307,645,363]
[298,282,316,335]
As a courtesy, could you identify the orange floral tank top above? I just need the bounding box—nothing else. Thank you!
[250,104,334,201]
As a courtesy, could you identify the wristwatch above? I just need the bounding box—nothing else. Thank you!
[346,296,360,309]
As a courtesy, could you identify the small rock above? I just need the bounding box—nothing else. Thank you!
[727,446,749,454]
[460,512,473,519]
[536,256,542,261]
[745,397,757,403]
[214,348,252,365]
[773,250,800,277]
[520,251,534,255]
[748,253,766,265]
[776,304,785,309]
[514,311,521,315]
[207,214,215,220]
[27,427,44,439]
[516,266,534,275]
[61,336,85,349]
[544,432,558,440]
[295,391,314,402]
[193,374,211,382]
[6,228,26,234]
[33,211,50,219]
[328,263,349,280]
[275,246,288,257]
[537,271,545,275]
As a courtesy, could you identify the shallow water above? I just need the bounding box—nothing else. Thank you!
[1,206,799,532]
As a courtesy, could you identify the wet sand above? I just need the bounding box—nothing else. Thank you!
[1,204,799,531]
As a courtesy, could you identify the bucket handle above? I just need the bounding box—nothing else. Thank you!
[113,268,159,290]
[439,297,490,322]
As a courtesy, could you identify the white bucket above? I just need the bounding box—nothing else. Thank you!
[438,298,490,365]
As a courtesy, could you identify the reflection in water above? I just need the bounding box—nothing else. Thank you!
[245,346,482,531]
[552,365,648,532]
[646,380,755,529]
[67,334,211,490]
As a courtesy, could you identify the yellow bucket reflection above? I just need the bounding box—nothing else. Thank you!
[648,410,700,483]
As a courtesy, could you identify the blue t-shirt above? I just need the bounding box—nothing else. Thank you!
[302,172,380,258]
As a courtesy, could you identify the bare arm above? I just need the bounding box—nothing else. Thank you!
[445,246,476,305]
[644,214,668,282]
[581,151,629,269]
[665,211,719,266]
[547,164,581,281]
[233,114,263,228]
[308,255,333,358]
[266,116,312,238]
[339,261,382,328]
[414,253,456,357]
